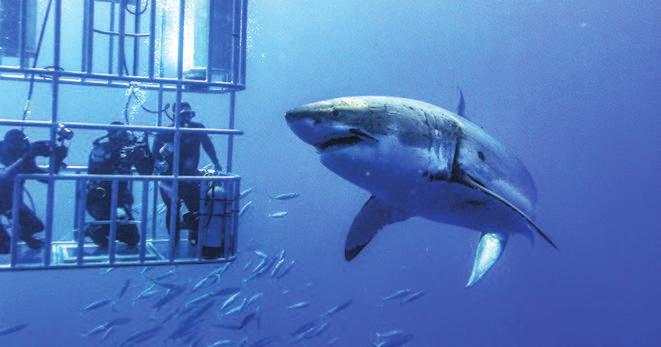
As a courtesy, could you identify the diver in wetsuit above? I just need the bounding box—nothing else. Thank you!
[152,102,222,245]
[84,123,153,247]
[0,129,68,251]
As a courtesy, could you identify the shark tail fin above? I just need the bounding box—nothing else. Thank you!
[462,174,558,250]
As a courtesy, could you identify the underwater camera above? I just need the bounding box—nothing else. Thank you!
[56,123,74,141]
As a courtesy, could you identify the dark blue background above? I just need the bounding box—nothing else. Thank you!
[0,1,659,346]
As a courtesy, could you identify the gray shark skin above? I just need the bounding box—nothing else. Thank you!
[285,96,556,287]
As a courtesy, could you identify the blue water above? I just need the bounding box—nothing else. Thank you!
[1,0,660,346]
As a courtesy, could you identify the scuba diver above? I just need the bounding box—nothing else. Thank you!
[84,122,153,248]
[0,128,69,251]
[152,102,222,245]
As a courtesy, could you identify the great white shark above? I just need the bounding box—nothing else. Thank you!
[285,95,557,287]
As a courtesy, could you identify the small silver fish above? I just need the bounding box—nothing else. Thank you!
[224,298,248,316]
[239,201,253,217]
[116,279,132,301]
[270,258,286,278]
[185,292,213,308]
[218,292,241,312]
[373,331,414,347]
[400,290,425,304]
[81,322,111,337]
[133,283,158,305]
[322,299,352,317]
[268,211,288,218]
[249,336,280,347]
[192,276,210,292]
[275,260,296,279]
[152,267,176,281]
[81,298,114,313]
[380,289,412,301]
[246,292,264,307]
[286,301,309,310]
[240,187,254,199]
[101,326,114,340]
[242,260,253,272]
[294,321,329,342]
[271,192,300,200]
[209,338,241,347]
[0,323,28,336]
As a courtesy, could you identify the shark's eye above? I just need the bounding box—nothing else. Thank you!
[331,109,339,117]
[478,151,486,161]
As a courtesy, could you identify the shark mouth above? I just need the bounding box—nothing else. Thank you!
[315,128,376,151]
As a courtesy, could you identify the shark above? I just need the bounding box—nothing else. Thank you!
[285,94,557,287]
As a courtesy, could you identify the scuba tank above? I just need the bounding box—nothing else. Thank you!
[200,183,227,259]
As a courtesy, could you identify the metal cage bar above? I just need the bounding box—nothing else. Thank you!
[117,0,127,76]
[107,179,119,264]
[0,0,246,272]
[76,178,88,265]
[10,178,22,267]
[0,0,248,91]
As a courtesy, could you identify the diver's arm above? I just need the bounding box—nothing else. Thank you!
[0,156,29,181]
[133,142,155,175]
[152,135,164,161]
[201,134,221,170]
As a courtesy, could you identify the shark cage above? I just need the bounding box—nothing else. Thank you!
[0,0,248,271]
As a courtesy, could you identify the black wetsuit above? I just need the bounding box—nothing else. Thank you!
[85,137,153,247]
[152,121,219,241]
[0,140,59,250]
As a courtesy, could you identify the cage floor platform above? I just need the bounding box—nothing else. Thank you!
[0,238,233,271]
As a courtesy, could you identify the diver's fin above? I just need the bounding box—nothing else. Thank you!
[345,196,408,261]
[462,174,558,249]
[456,88,466,118]
[466,232,508,287]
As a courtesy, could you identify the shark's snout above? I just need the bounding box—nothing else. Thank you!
[285,102,377,153]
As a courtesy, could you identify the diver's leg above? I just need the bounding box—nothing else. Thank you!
[181,181,201,243]
[86,189,111,221]
[116,200,139,247]
[84,224,109,247]
[0,223,10,254]
[18,204,44,249]
[117,224,140,247]
[159,184,181,242]
[84,189,111,247]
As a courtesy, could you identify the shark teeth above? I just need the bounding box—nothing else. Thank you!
[315,128,376,151]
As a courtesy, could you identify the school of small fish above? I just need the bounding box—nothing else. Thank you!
[0,188,423,346]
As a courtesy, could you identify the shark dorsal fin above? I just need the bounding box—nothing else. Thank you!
[462,174,558,250]
[456,88,466,118]
[345,196,409,261]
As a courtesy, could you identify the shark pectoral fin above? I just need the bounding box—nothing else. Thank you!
[466,232,508,288]
[345,196,408,261]
[461,174,558,250]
